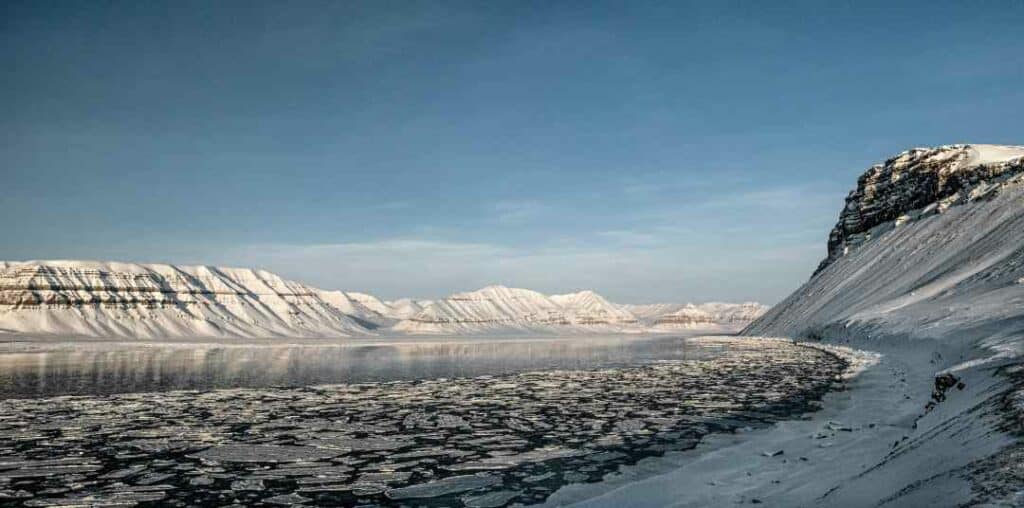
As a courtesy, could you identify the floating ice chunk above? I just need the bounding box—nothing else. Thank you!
[462,489,521,508]
[356,471,413,485]
[306,436,413,452]
[230,478,265,491]
[613,419,647,433]
[445,446,585,471]
[263,493,312,505]
[190,444,340,464]
[2,464,104,478]
[385,474,501,499]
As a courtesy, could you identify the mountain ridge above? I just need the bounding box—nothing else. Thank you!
[0,262,766,339]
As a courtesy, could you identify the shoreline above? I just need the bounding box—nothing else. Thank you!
[548,334,1020,507]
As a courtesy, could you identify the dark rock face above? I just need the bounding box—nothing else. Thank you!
[816,145,1024,274]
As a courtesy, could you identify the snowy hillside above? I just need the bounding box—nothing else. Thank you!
[748,143,1024,337]
[0,262,765,338]
[621,302,768,328]
[550,290,638,325]
[735,144,1024,506]
[0,260,371,339]
[620,303,689,323]
[383,298,431,319]
[392,285,594,334]
[392,286,764,335]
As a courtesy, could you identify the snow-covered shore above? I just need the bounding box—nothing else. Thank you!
[549,336,1015,507]
[551,144,1024,506]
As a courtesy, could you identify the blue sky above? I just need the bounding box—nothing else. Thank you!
[3,1,1023,303]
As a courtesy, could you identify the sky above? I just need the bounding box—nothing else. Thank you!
[3,1,1023,304]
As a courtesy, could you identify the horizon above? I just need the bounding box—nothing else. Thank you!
[4,1,1024,304]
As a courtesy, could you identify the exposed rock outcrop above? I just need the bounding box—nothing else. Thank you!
[817,144,1024,274]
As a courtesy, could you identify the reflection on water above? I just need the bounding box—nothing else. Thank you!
[0,335,720,398]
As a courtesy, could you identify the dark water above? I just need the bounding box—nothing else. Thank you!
[0,334,721,398]
[0,336,847,507]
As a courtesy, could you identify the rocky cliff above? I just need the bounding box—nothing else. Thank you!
[816,144,1024,274]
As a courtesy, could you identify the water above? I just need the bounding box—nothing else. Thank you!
[0,334,722,398]
[0,336,847,507]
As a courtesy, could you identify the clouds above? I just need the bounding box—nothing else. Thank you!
[205,231,823,305]
[216,182,840,303]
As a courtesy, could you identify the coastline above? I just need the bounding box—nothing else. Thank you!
[548,333,1020,507]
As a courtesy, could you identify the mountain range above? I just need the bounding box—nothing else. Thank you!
[0,260,765,339]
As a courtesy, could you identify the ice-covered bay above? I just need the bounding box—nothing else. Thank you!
[0,336,846,507]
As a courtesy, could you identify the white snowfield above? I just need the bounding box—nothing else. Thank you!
[0,262,764,339]
[562,144,1024,507]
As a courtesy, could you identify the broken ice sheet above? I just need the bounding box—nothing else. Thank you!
[385,473,502,499]
[445,446,586,471]
[462,489,522,508]
[0,340,845,507]
[191,444,342,463]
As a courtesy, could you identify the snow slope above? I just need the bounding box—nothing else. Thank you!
[566,144,1024,507]
[384,298,431,320]
[393,286,765,335]
[620,303,689,323]
[392,285,587,334]
[0,260,372,339]
[0,263,765,338]
[550,290,638,325]
[738,144,1024,506]
[621,302,768,329]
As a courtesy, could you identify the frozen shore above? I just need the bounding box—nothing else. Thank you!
[550,334,1018,507]
[550,145,1024,506]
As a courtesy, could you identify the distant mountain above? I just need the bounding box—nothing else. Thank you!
[620,303,689,323]
[0,261,766,339]
[549,290,638,325]
[392,286,763,335]
[391,285,578,334]
[0,260,370,339]
[384,298,432,320]
[621,302,769,328]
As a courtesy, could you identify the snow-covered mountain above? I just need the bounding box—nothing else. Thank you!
[0,262,764,338]
[550,290,638,325]
[0,260,371,339]
[697,302,770,324]
[393,285,643,335]
[392,285,580,334]
[392,286,762,334]
[621,302,768,327]
[620,303,689,323]
[383,298,432,320]
[749,143,1024,336]
[740,144,1024,505]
